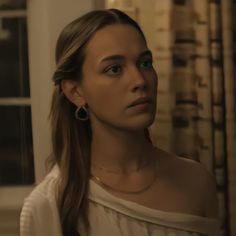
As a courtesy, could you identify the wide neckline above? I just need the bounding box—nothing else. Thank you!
[52,165,218,222]
[49,165,219,234]
[89,179,220,234]
[89,179,216,221]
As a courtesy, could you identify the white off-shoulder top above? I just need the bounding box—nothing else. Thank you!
[20,166,220,236]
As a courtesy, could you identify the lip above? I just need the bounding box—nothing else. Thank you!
[128,97,152,108]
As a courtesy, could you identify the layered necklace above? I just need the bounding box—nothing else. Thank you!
[90,158,158,194]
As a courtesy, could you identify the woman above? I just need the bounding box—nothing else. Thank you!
[20,9,219,236]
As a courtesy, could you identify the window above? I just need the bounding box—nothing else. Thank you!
[0,1,95,235]
[0,0,35,186]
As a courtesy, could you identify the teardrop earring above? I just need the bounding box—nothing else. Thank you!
[75,106,89,121]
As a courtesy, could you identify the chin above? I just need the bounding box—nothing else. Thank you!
[125,115,155,131]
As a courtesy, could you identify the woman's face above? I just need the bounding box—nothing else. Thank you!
[79,24,157,131]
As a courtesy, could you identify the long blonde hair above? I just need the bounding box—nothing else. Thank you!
[50,9,148,236]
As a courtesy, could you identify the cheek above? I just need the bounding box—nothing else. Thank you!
[146,71,158,92]
[85,86,121,112]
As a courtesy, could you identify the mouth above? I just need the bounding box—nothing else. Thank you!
[128,97,152,108]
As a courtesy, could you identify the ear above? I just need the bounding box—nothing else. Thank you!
[61,80,85,107]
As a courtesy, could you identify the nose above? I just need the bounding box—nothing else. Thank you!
[130,66,147,92]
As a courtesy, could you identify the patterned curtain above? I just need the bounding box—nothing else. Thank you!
[105,0,236,235]
[168,1,236,235]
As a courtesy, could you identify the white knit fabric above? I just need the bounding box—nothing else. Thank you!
[20,166,220,236]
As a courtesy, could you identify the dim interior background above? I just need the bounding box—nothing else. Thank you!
[0,0,235,235]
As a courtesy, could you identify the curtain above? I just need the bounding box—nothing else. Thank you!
[105,0,236,235]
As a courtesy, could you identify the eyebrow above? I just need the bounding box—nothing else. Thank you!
[99,50,152,63]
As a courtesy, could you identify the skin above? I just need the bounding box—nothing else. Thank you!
[62,24,218,219]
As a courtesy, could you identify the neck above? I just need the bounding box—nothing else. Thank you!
[90,126,154,174]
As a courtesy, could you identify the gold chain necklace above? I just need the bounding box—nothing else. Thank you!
[90,170,157,194]
[91,162,145,174]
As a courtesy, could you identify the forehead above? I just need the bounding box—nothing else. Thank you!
[83,24,147,61]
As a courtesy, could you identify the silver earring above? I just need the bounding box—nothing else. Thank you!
[75,106,89,121]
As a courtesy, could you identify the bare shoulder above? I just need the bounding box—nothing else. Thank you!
[156,148,212,179]
[156,148,219,219]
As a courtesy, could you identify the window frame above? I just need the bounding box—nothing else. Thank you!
[0,0,95,214]
[0,6,35,208]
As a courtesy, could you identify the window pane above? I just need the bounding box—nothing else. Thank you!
[0,106,35,185]
[0,0,26,10]
[0,17,30,97]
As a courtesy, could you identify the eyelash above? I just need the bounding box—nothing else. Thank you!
[139,59,153,69]
[104,59,153,76]
[105,65,122,75]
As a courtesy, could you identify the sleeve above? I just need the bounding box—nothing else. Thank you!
[20,189,63,236]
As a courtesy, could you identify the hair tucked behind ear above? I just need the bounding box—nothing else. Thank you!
[50,9,149,236]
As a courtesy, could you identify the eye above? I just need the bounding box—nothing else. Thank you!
[105,65,122,76]
[139,59,153,70]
